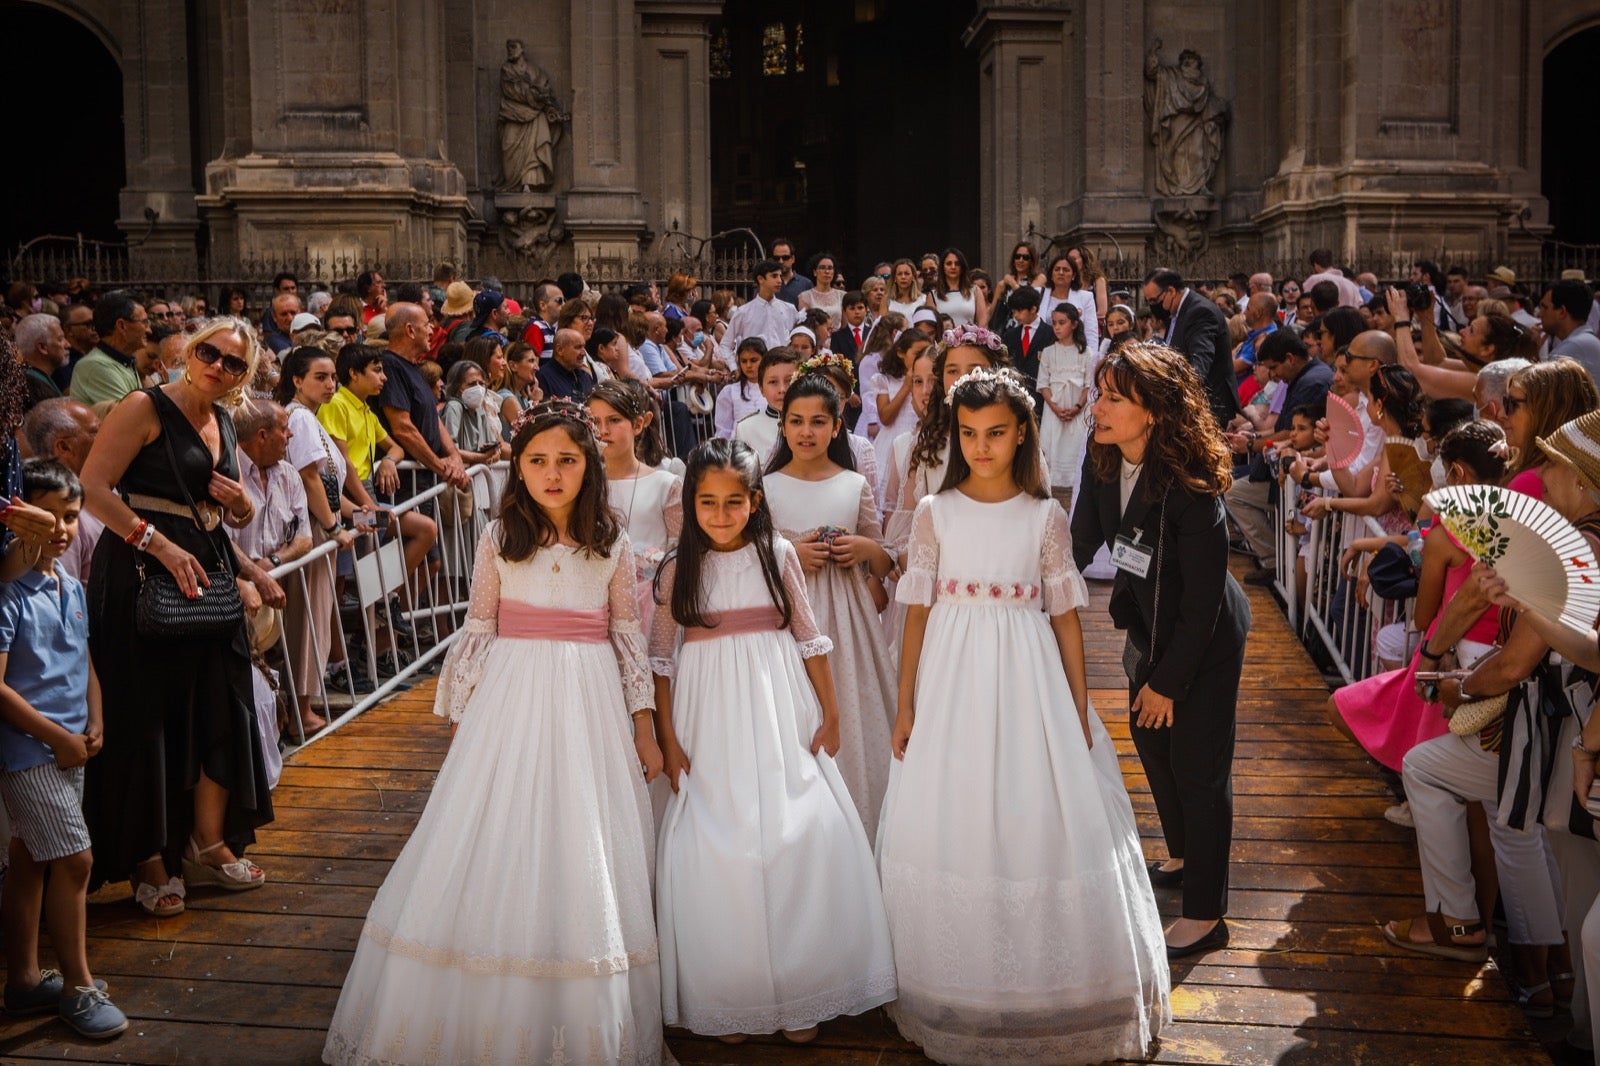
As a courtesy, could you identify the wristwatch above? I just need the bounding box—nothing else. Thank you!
[322,520,341,536]
[268,553,282,568]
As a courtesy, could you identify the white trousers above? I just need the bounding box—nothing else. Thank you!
[1403,732,1566,946]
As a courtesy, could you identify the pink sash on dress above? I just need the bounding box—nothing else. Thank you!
[681,605,785,643]
[497,602,610,643]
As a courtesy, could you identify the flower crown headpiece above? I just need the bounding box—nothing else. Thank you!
[512,396,599,439]
[946,365,1033,404]
[942,323,1004,353]
[796,350,856,392]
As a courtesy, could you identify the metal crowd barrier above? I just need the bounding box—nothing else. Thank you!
[262,460,509,751]
[1270,471,1417,687]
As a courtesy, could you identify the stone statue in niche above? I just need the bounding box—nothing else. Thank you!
[499,39,567,191]
[1143,38,1228,198]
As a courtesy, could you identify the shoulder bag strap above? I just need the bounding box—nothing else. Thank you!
[152,389,235,579]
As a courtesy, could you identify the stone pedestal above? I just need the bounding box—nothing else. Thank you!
[494,191,563,257]
[1150,196,1219,261]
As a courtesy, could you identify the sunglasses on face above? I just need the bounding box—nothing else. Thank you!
[332,325,360,336]
[1503,395,1527,415]
[192,341,250,377]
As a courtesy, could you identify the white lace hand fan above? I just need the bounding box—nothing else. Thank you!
[1385,437,1431,518]
[1424,484,1600,631]
[1325,393,1364,470]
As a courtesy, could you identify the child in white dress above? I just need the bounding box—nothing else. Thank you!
[590,380,683,631]
[877,367,1169,1065]
[869,331,926,503]
[323,400,667,1066]
[733,348,797,462]
[651,438,896,1044]
[763,374,897,841]
[1037,302,1094,508]
[713,338,767,440]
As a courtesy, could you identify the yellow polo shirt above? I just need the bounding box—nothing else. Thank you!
[318,386,386,481]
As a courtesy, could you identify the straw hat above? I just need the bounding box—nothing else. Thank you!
[1562,269,1590,283]
[248,605,282,656]
[1536,409,1600,495]
[1489,265,1517,287]
[364,315,388,345]
[441,280,475,316]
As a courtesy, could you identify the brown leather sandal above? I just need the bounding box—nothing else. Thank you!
[1382,908,1487,962]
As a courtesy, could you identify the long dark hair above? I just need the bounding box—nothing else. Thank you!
[767,375,855,474]
[497,410,620,562]
[938,372,1048,499]
[658,438,792,631]
[879,327,925,381]
[938,247,972,297]
[1368,364,1425,438]
[1050,301,1087,350]
[1089,342,1233,500]
[910,342,1008,471]
[275,345,334,406]
[587,378,668,467]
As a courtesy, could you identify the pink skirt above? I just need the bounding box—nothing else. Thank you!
[1333,640,1490,771]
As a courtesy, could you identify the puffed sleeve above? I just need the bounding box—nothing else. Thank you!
[894,496,939,606]
[779,539,834,658]
[648,554,681,678]
[607,534,655,713]
[433,525,501,722]
[1040,501,1089,616]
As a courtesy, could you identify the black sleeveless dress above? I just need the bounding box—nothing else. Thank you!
[83,387,274,887]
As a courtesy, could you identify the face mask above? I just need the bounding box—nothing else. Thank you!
[692,331,706,348]
[29,298,42,312]
[1431,455,1448,488]
[461,384,487,410]
[167,366,184,383]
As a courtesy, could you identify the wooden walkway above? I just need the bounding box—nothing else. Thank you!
[0,562,1551,1064]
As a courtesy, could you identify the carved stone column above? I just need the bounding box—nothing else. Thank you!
[115,0,201,268]
[563,0,650,264]
[197,0,472,271]
[636,1,723,253]
[962,0,1072,274]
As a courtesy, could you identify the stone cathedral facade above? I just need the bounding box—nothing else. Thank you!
[32,0,1600,277]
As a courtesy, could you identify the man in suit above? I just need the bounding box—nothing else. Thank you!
[1142,268,1241,427]
[830,290,870,430]
[1001,285,1051,413]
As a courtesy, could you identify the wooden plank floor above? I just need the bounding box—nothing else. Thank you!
[0,561,1551,1064]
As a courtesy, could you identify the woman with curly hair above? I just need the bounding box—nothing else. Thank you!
[1071,342,1251,960]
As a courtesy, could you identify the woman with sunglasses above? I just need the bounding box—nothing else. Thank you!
[79,319,279,918]
[1498,361,1600,502]
[992,242,1046,329]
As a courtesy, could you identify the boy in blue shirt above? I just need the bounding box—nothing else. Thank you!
[0,459,126,1039]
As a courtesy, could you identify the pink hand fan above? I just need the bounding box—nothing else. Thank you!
[1424,484,1600,631]
[1324,393,1364,470]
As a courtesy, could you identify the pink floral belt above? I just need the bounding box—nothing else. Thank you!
[498,602,609,643]
[937,578,1041,606]
[682,605,785,643]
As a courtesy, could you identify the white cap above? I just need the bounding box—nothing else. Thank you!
[910,307,938,325]
[290,312,322,333]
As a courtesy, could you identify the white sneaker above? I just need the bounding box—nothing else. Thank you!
[1384,801,1414,828]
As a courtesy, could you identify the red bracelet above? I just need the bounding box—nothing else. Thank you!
[124,519,149,546]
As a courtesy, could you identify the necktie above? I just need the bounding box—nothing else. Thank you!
[1022,325,1032,352]
[853,326,861,349]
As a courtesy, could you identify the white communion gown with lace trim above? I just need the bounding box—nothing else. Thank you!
[650,537,897,1035]
[608,468,682,634]
[763,469,896,844]
[877,492,1170,1065]
[323,523,662,1066]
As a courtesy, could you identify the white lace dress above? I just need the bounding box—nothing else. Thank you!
[323,524,662,1066]
[650,537,898,1035]
[764,470,897,843]
[608,468,682,633]
[1037,341,1094,488]
[877,493,1170,1065]
[870,373,916,503]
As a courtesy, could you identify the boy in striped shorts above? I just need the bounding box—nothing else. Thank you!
[0,460,126,1038]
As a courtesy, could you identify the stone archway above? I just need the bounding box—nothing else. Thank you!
[1543,22,1600,244]
[0,0,125,252]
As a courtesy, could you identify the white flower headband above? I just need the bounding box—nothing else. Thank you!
[945,365,1033,404]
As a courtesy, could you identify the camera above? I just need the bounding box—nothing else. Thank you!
[1404,282,1433,314]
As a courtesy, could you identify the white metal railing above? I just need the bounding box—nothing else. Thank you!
[259,460,509,751]
[1270,470,1416,686]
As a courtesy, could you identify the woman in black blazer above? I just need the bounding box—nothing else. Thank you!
[1071,342,1252,959]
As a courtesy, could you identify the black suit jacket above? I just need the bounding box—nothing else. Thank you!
[1070,459,1251,701]
[1002,318,1052,410]
[1168,292,1242,426]
[829,324,868,428]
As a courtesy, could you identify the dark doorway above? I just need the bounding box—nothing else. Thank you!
[1543,26,1600,244]
[0,2,125,254]
[709,0,978,287]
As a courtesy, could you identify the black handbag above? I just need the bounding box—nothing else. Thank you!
[1365,542,1419,601]
[133,417,245,640]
